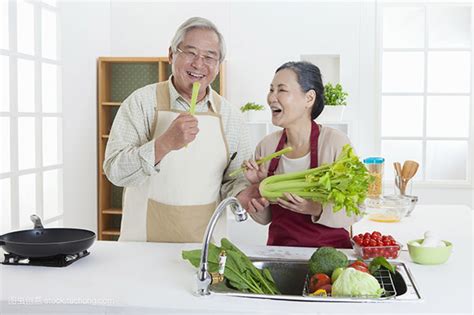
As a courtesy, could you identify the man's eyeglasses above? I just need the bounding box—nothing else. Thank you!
[176,47,220,66]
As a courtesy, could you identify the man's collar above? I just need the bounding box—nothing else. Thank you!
[168,76,217,112]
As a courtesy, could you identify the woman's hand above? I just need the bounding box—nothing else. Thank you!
[243,157,267,184]
[276,193,323,217]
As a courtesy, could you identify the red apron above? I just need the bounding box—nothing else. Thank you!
[266,121,352,248]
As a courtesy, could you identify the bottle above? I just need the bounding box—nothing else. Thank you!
[363,157,385,199]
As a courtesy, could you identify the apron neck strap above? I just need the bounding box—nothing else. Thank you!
[156,81,171,111]
[267,121,320,176]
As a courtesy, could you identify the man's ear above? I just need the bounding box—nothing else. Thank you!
[168,47,174,63]
[306,90,316,108]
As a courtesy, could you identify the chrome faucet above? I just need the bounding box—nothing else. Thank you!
[196,197,248,296]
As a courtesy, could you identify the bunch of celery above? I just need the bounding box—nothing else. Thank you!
[259,144,371,216]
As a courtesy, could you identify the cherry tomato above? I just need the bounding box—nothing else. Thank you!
[371,231,382,239]
[353,235,361,244]
[364,232,371,239]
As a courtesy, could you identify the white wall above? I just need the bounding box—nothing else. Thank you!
[59,1,473,233]
[61,1,110,228]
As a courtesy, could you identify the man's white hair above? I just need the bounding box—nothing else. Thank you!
[170,17,226,63]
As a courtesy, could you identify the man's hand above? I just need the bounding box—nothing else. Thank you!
[161,113,199,150]
[236,183,261,207]
[155,113,199,163]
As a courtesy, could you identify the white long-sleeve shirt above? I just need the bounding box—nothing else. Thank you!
[103,79,252,199]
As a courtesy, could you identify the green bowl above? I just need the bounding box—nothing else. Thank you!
[407,239,453,265]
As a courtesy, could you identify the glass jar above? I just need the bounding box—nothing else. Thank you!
[363,157,385,198]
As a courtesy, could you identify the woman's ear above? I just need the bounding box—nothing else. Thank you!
[305,90,316,108]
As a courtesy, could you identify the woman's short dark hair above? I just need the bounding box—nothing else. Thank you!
[275,61,324,120]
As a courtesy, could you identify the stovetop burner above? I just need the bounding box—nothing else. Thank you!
[2,250,90,267]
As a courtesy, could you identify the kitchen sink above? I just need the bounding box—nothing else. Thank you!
[210,258,422,302]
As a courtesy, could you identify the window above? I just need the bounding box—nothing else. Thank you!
[378,3,472,184]
[0,0,62,234]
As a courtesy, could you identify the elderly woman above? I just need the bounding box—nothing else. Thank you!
[244,61,360,248]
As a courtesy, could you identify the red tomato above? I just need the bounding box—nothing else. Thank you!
[364,232,371,239]
[351,265,369,273]
[362,238,370,247]
[350,260,368,269]
[309,273,331,293]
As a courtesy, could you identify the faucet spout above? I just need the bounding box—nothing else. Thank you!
[196,197,247,296]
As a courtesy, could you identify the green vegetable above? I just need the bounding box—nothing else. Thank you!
[308,247,349,276]
[229,147,293,178]
[189,82,200,115]
[368,256,396,274]
[181,238,280,295]
[259,144,372,217]
[332,268,384,297]
[324,83,348,106]
[240,102,265,113]
[331,267,345,283]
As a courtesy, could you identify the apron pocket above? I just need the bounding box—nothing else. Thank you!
[146,199,216,243]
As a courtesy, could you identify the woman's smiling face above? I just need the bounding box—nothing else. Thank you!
[267,68,314,128]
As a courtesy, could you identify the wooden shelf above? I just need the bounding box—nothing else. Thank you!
[102,102,121,106]
[101,229,121,236]
[102,208,122,215]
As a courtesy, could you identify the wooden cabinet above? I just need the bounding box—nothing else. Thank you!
[97,57,226,240]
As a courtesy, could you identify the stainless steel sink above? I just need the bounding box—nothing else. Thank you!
[210,258,422,303]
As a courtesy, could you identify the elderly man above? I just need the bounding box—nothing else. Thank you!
[104,17,256,242]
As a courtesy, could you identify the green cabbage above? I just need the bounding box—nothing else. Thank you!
[332,268,384,297]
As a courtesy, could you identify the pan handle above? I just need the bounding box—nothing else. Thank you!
[30,214,45,229]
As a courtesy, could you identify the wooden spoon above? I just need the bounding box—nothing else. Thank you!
[402,160,419,180]
[401,160,419,194]
[393,162,403,193]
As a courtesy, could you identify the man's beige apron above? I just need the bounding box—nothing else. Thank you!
[119,81,229,242]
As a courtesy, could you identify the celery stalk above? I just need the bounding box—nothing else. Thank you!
[259,144,371,217]
[229,147,293,178]
[189,82,200,115]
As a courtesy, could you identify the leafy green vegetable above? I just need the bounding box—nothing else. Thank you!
[368,256,396,274]
[309,247,349,276]
[259,144,372,217]
[324,83,348,106]
[332,268,384,297]
[181,238,280,295]
[240,102,265,113]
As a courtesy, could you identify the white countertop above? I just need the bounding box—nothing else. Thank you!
[1,205,472,314]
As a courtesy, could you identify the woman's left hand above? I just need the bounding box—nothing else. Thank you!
[276,193,322,217]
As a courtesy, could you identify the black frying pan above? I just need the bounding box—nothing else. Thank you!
[0,215,96,258]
